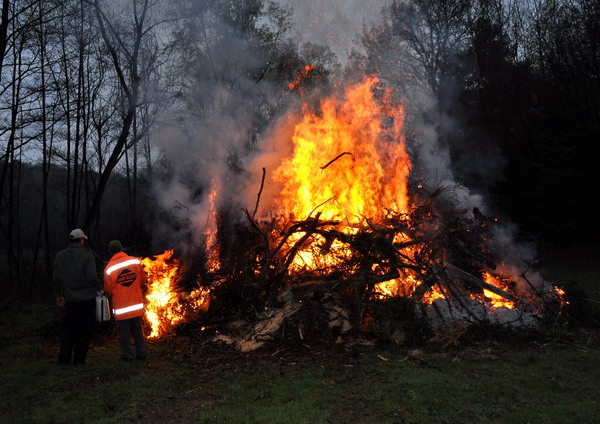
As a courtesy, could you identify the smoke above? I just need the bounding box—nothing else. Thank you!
[154,80,271,249]
[407,109,486,212]
[273,0,389,61]
[150,0,544,290]
[153,0,392,249]
[241,115,297,217]
[151,4,285,251]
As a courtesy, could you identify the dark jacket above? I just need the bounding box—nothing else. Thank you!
[53,243,101,302]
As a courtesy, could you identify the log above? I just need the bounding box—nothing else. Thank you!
[445,263,523,304]
[451,238,497,270]
[411,265,442,302]
[287,270,401,296]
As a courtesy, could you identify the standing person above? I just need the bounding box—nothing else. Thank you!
[103,240,147,361]
[53,228,101,366]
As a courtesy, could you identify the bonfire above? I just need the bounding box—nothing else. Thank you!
[141,76,567,349]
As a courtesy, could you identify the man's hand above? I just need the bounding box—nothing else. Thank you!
[56,296,65,307]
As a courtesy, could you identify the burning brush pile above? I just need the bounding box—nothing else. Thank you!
[141,76,568,350]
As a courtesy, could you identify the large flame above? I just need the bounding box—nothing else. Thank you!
[272,76,412,276]
[274,76,410,222]
[270,76,550,312]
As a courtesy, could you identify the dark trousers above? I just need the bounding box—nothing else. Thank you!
[58,298,96,365]
[118,316,146,359]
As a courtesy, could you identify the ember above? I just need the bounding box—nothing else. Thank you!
[288,64,314,92]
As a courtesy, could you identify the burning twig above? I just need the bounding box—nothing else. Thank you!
[411,267,441,302]
[283,213,324,271]
[288,64,314,92]
[308,197,337,218]
[320,152,354,170]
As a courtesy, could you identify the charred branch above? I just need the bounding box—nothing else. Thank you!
[320,152,354,170]
[445,263,523,304]
[252,167,266,220]
[450,237,497,270]
[186,182,566,349]
[285,270,401,297]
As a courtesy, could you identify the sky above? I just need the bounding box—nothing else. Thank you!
[273,0,389,61]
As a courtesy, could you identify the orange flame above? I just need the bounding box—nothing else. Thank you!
[479,272,517,309]
[552,286,568,307]
[205,179,221,273]
[422,285,446,304]
[142,250,210,338]
[275,76,409,223]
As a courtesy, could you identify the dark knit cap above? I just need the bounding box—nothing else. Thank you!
[108,240,123,254]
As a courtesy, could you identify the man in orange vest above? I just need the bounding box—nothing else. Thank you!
[103,240,147,361]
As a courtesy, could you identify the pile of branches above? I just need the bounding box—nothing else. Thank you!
[188,186,566,349]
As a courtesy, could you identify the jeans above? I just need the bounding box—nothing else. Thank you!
[118,316,146,359]
[58,298,96,365]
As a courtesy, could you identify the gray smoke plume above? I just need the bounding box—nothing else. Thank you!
[153,0,391,248]
[150,4,288,251]
[151,0,545,293]
[273,0,388,61]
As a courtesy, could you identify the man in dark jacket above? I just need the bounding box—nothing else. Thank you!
[53,228,101,365]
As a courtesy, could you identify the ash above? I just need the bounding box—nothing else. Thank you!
[418,298,545,329]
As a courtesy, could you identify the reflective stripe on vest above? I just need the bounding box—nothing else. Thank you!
[113,303,144,316]
[105,259,142,276]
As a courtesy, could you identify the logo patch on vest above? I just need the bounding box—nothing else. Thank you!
[116,268,137,287]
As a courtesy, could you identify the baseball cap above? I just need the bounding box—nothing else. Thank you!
[69,228,88,240]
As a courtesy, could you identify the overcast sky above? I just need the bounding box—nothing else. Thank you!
[274,0,389,61]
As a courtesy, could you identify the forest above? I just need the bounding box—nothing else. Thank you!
[0,0,599,308]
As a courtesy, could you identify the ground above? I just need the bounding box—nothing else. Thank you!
[1,262,599,423]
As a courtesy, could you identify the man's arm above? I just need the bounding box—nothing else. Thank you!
[85,253,102,292]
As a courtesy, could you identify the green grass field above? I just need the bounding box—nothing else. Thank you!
[1,263,599,424]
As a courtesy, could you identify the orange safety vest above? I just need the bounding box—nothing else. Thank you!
[104,252,147,320]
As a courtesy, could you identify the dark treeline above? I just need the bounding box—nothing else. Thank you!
[0,0,333,306]
[359,0,600,248]
[468,0,600,247]
[1,0,598,306]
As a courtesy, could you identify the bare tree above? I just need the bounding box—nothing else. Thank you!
[82,0,169,237]
[29,0,54,294]
[390,0,473,101]
[0,0,46,302]
[0,0,10,76]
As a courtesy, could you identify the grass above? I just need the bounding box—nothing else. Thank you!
[1,263,599,424]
